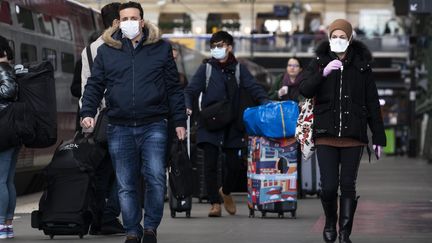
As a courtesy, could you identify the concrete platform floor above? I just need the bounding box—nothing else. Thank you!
[10,155,432,243]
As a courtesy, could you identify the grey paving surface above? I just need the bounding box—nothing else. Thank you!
[10,155,432,243]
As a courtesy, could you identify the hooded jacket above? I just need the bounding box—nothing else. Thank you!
[80,21,186,128]
[300,40,386,146]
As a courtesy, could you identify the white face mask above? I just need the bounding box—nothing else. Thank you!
[210,47,227,60]
[120,20,141,40]
[329,37,350,53]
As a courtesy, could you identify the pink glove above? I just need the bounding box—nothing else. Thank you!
[323,60,343,77]
[373,145,382,160]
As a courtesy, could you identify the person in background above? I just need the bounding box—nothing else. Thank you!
[184,31,268,217]
[300,19,386,243]
[268,57,304,102]
[70,31,100,132]
[80,2,186,243]
[79,2,125,236]
[0,35,19,240]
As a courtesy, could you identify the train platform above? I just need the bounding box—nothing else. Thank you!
[11,155,432,243]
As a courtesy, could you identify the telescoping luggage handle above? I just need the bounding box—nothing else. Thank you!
[186,115,190,158]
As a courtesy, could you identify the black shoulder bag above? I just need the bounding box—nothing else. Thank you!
[199,66,236,131]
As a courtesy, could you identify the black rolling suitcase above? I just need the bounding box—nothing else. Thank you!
[168,117,193,218]
[31,134,106,239]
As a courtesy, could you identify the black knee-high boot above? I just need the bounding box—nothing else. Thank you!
[338,196,359,243]
[320,195,338,242]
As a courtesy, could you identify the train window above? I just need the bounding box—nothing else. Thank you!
[42,48,57,71]
[57,19,73,41]
[20,43,37,64]
[8,40,14,61]
[0,1,12,24]
[37,13,55,36]
[16,5,34,30]
[61,52,74,73]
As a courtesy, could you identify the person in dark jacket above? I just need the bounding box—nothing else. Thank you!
[80,2,186,243]
[184,31,268,217]
[78,4,125,236]
[299,19,386,243]
[0,35,20,239]
[268,57,304,102]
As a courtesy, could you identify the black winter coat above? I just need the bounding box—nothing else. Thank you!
[0,62,18,112]
[300,40,386,146]
[184,57,268,148]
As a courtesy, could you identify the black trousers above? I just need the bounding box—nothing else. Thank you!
[93,152,121,226]
[201,143,243,204]
[316,145,363,201]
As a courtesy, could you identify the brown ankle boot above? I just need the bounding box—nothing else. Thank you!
[219,188,236,215]
[208,204,222,217]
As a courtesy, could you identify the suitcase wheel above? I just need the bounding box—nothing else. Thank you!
[186,211,191,218]
[248,209,255,218]
[278,213,284,218]
[291,210,297,219]
[171,210,176,218]
[49,235,54,240]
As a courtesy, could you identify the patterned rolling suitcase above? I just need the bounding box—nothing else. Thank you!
[247,136,298,218]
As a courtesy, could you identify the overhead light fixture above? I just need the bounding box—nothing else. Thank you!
[280,20,292,33]
[264,19,279,32]
[157,0,167,6]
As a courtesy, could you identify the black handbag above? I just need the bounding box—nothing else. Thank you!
[93,108,108,144]
[199,99,233,131]
[168,140,194,199]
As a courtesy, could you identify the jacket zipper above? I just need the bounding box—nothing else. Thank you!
[129,42,137,126]
[338,65,344,137]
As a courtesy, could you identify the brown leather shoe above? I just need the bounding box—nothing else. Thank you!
[219,188,236,215]
[208,204,222,217]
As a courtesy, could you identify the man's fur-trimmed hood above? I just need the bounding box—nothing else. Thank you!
[315,39,372,63]
[102,20,161,49]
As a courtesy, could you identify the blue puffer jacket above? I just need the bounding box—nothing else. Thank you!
[81,22,186,128]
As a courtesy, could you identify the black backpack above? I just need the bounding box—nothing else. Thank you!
[31,134,106,239]
[15,61,57,148]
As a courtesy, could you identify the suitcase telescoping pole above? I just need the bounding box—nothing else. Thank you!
[187,115,190,158]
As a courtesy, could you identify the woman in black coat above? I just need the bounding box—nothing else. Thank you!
[184,31,268,217]
[0,35,20,239]
[300,19,386,243]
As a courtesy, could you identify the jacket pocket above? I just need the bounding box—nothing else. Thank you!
[347,103,368,139]
[313,103,334,135]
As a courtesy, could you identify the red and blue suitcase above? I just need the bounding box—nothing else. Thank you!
[247,136,298,218]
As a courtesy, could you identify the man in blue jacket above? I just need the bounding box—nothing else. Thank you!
[80,2,186,243]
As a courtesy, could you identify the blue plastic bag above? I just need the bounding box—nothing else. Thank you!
[243,100,299,138]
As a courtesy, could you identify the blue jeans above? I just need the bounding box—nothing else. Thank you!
[107,121,167,238]
[0,147,20,224]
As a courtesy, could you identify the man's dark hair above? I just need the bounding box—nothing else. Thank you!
[0,35,13,61]
[119,1,144,19]
[210,31,234,46]
[101,2,121,29]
